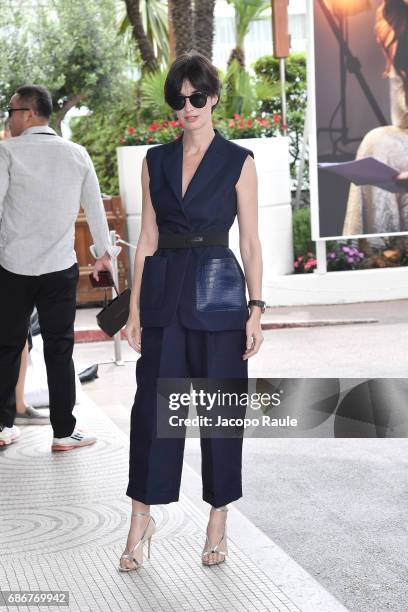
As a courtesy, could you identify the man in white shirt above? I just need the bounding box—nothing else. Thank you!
[0,84,116,450]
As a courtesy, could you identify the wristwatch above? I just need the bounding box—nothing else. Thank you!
[248,299,266,313]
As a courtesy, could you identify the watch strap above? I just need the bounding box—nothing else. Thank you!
[248,299,266,313]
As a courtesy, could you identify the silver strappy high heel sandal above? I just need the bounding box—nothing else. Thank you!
[202,505,228,566]
[118,510,156,572]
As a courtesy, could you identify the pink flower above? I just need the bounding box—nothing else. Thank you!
[127,127,135,135]
[229,120,235,127]
[273,113,281,124]
[247,119,253,127]
[169,120,177,127]
[234,113,241,119]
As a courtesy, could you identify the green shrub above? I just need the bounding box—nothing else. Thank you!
[292,206,314,259]
[70,85,137,194]
[253,53,307,184]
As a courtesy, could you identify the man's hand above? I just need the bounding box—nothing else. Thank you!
[396,171,408,181]
[92,252,113,282]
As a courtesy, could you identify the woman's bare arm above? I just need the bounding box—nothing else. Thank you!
[236,154,263,304]
[236,154,264,359]
[128,155,159,319]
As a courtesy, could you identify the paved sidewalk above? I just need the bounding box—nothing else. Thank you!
[1,299,406,612]
[0,396,347,612]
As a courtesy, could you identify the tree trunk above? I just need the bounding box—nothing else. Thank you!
[124,0,157,72]
[53,92,85,135]
[168,0,176,62]
[193,0,216,60]
[227,46,245,68]
[170,0,194,57]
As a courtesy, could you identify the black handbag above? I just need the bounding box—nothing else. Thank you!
[96,283,131,337]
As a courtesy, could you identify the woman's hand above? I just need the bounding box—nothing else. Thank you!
[125,312,142,353]
[243,309,264,360]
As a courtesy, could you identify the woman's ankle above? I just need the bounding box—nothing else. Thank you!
[131,500,150,515]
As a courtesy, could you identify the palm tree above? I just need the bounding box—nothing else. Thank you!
[123,0,158,72]
[226,0,270,68]
[170,0,216,60]
[119,0,169,67]
[194,0,216,60]
[170,0,194,56]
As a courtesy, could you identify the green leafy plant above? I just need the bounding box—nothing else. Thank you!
[292,207,314,259]
[216,59,280,119]
[117,0,169,68]
[253,52,307,183]
[70,82,138,194]
[0,0,129,133]
[139,67,174,121]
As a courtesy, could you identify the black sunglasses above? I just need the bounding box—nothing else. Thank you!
[168,91,208,111]
[5,106,31,116]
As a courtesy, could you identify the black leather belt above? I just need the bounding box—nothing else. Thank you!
[158,232,229,248]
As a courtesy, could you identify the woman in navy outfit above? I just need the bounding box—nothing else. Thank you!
[119,52,264,571]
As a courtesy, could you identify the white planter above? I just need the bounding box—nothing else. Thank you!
[117,135,293,286]
[227,136,293,282]
[117,144,156,276]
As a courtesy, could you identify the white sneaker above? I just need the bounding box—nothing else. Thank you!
[51,428,97,452]
[0,425,21,446]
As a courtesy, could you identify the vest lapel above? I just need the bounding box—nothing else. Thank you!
[181,129,224,207]
[162,135,183,205]
[162,129,226,209]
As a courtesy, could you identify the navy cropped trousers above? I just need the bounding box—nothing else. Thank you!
[127,309,248,508]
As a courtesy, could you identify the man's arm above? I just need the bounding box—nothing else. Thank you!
[80,148,120,280]
[0,145,10,222]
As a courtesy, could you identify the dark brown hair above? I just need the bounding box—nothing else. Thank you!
[375,0,408,105]
[164,51,221,112]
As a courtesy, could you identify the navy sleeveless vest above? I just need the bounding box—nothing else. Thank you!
[139,128,254,331]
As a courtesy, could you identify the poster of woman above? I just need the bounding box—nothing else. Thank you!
[308,0,408,239]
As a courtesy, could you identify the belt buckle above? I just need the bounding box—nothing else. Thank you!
[190,235,204,244]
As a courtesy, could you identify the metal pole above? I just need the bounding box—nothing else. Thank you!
[279,58,288,136]
[110,230,124,365]
[295,102,309,210]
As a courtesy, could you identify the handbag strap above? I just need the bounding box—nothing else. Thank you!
[104,280,120,307]
[112,279,119,296]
